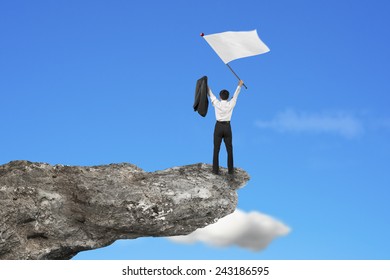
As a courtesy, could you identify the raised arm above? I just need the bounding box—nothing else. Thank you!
[208,87,218,105]
[230,80,244,107]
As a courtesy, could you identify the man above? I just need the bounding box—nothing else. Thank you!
[208,79,244,175]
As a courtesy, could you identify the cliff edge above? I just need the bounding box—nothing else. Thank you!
[0,160,249,259]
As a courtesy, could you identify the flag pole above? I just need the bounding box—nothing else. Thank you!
[226,63,248,89]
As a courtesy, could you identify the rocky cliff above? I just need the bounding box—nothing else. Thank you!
[0,160,249,259]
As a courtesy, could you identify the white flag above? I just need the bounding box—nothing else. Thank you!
[203,30,270,64]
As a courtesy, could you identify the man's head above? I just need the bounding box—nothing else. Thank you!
[219,89,229,100]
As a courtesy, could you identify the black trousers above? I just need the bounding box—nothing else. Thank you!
[213,121,234,174]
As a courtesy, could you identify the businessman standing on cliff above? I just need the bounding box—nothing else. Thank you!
[208,79,244,175]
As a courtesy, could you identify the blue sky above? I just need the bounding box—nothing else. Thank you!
[1,0,390,259]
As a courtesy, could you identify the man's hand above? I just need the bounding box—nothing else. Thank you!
[238,80,244,87]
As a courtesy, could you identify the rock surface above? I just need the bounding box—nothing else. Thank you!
[0,160,249,259]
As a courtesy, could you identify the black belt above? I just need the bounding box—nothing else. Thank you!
[217,121,230,124]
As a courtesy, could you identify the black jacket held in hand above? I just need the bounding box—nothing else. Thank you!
[193,76,209,117]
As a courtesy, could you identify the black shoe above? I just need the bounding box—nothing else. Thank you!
[212,170,219,175]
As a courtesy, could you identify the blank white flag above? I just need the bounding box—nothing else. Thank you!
[203,30,270,64]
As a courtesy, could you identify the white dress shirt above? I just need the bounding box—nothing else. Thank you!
[208,86,242,121]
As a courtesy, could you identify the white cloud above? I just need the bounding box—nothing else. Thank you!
[255,109,363,138]
[168,209,291,252]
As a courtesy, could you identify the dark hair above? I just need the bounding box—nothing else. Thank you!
[219,89,229,100]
